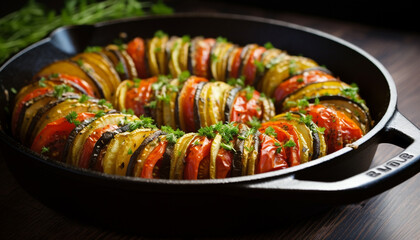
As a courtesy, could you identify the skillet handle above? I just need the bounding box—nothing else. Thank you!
[245,111,420,204]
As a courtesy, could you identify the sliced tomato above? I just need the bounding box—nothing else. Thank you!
[228,47,243,79]
[126,37,149,78]
[31,112,96,161]
[256,133,289,174]
[179,76,208,132]
[230,89,263,124]
[273,69,336,105]
[12,87,53,136]
[141,140,168,179]
[184,136,212,180]
[125,76,157,116]
[55,73,96,97]
[194,38,216,78]
[78,124,119,169]
[260,122,301,166]
[242,46,266,86]
[302,104,363,154]
[215,147,233,178]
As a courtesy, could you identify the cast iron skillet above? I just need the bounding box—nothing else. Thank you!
[1,13,419,236]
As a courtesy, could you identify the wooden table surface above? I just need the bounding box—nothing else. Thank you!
[1,1,420,239]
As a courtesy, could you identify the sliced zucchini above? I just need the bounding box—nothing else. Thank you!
[170,132,198,179]
[67,113,138,167]
[209,133,222,179]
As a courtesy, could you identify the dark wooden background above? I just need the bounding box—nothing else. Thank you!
[1,1,420,239]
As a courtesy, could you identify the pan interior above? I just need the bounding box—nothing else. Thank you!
[0,14,395,179]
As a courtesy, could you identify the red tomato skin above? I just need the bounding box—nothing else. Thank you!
[230,89,263,124]
[126,37,149,78]
[31,112,96,161]
[243,46,266,86]
[256,134,288,174]
[179,76,208,132]
[304,104,363,153]
[273,70,336,105]
[215,148,233,179]
[184,136,212,180]
[125,77,157,116]
[141,140,168,179]
[194,38,216,78]
[79,124,119,169]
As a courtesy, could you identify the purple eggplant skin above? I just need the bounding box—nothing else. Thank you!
[126,130,165,177]
[24,93,80,146]
[159,143,174,179]
[193,81,208,132]
[231,124,247,177]
[223,87,241,124]
[68,60,106,99]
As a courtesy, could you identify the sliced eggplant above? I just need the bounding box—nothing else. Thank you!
[24,94,80,146]
[231,123,248,177]
[27,97,106,146]
[126,129,164,176]
[223,87,241,123]
[194,81,209,128]
[14,92,56,141]
[102,128,156,176]
[67,113,138,167]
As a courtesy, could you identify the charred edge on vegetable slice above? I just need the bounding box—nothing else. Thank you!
[88,122,131,170]
[126,130,164,176]
[24,93,80,146]
[68,60,106,98]
[224,87,241,123]
[193,81,207,131]
[231,124,247,177]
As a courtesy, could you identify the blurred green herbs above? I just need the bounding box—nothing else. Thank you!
[0,0,173,63]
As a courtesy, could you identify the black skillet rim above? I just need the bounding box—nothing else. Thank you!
[0,12,398,186]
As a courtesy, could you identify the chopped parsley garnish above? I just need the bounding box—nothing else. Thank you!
[248,117,261,129]
[283,139,296,148]
[122,108,135,115]
[154,30,167,38]
[289,59,298,75]
[211,53,218,63]
[341,83,365,104]
[98,99,113,108]
[38,77,47,87]
[285,112,293,120]
[10,88,17,94]
[193,140,201,146]
[296,77,304,83]
[84,46,102,53]
[161,125,185,144]
[216,36,227,43]
[127,148,133,155]
[154,47,162,53]
[227,76,245,87]
[254,59,265,73]
[128,116,157,131]
[115,61,125,74]
[181,35,191,43]
[133,78,141,88]
[94,110,106,118]
[264,126,277,138]
[264,42,274,49]
[53,84,73,98]
[244,86,255,101]
[220,142,235,152]
[198,125,217,139]
[65,111,80,126]
[314,97,320,105]
[78,94,90,103]
[41,146,49,154]
[178,70,191,83]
